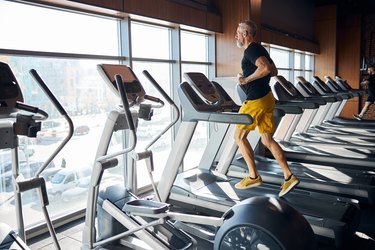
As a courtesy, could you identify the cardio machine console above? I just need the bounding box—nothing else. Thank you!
[0,62,24,117]
[97,64,146,105]
[274,75,299,97]
[184,72,221,105]
[297,76,318,95]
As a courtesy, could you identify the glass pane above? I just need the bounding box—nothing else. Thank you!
[0,56,123,228]
[305,71,313,83]
[181,31,208,62]
[0,1,118,55]
[294,53,302,69]
[276,70,290,82]
[180,64,209,170]
[270,48,289,69]
[181,64,208,77]
[183,122,209,171]
[131,22,170,59]
[294,70,304,82]
[131,62,172,187]
[305,54,312,70]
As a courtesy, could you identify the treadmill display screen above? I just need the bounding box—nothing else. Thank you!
[184,72,221,103]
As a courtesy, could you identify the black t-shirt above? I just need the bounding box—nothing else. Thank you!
[367,74,375,97]
[241,42,274,100]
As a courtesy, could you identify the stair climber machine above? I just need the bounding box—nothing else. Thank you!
[80,64,316,250]
[156,72,361,248]
[0,62,74,249]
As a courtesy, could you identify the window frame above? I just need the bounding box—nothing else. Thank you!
[0,1,216,237]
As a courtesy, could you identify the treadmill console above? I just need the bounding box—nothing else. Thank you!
[325,76,342,91]
[183,72,221,105]
[274,75,299,97]
[297,76,318,95]
[313,76,331,92]
[0,62,24,117]
[335,76,351,90]
[97,64,146,104]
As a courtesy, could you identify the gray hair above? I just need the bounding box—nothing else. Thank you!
[238,20,257,37]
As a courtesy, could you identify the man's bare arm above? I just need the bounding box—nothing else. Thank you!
[239,56,277,85]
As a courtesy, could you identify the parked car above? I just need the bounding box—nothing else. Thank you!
[39,167,62,182]
[20,161,56,179]
[61,173,122,203]
[1,149,26,187]
[46,167,91,201]
[36,120,67,143]
[74,125,90,136]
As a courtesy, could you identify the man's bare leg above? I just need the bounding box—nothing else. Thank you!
[359,101,371,117]
[261,133,292,179]
[234,127,258,178]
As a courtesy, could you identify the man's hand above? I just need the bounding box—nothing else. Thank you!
[237,73,247,85]
[361,79,369,88]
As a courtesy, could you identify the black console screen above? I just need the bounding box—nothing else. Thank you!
[0,62,20,100]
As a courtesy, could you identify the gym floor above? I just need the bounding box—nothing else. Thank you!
[28,205,375,250]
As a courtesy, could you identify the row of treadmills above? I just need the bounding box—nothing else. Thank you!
[156,72,375,248]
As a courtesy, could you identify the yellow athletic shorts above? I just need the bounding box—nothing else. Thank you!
[236,91,276,133]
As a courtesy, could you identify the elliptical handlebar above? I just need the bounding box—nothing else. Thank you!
[142,70,180,150]
[142,70,174,105]
[13,102,48,121]
[144,94,164,108]
[29,69,74,177]
[29,69,69,116]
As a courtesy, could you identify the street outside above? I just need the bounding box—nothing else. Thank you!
[0,113,206,229]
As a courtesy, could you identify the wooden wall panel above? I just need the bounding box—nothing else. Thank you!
[336,14,361,117]
[337,14,361,88]
[68,0,123,11]
[215,0,250,77]
[314,5,337,80]
[261,29,319,54]
[123,0,207,30]
[36,0,222,32]
[206,12,222,33]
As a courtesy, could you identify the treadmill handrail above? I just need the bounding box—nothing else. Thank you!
[178,81,253,124]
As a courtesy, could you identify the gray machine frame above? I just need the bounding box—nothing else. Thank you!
[156,72,361,248]
[0,62,74,250]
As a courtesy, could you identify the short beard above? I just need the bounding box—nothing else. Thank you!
[236,40,244,48]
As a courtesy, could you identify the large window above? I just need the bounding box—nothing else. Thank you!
[180,30,212,170]
[0,1,118,55]
[264,44,315,84]
[131,22,171,60]
[0,1,215,232]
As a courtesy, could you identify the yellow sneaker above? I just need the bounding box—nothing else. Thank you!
[279,175,300,197]
[235,175,263,189]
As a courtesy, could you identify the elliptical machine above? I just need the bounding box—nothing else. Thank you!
[0,62,74,249]
[81,64,317,250]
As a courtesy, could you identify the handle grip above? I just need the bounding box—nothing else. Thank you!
[142,70,174,105]
[29,69,67,116]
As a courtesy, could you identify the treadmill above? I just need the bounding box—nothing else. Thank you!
[274,75,375,143]
[269,76,375,170]
[313,76,375,131]
[215,76,375,204]
[323,75,375,127]
[294,76,375,144]
[157,72,361,248]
